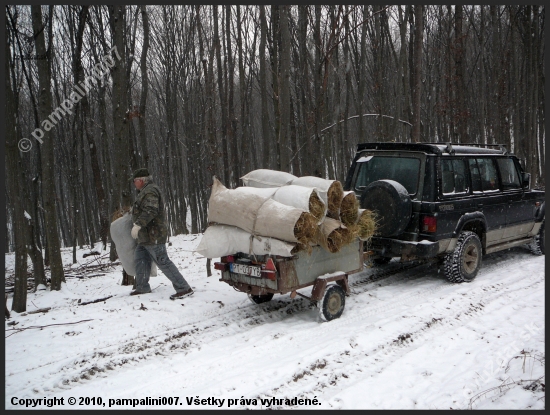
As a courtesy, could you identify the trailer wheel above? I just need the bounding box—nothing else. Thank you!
[247,293,274,304]
[318,284,346,321]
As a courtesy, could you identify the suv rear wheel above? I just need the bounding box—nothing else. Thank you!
[444,231,482,283]
[529,221,545,256]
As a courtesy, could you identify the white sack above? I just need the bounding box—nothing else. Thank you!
[208,177,306,243]
[234,185,326,221]
[240,169,297,188]
[110,213,157,277]
[233,186,278,199]
[195,224,296,258]
[289,176,335,205]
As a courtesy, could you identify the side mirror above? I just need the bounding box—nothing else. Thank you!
[522,172,531,189]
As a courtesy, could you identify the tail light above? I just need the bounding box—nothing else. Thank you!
[264,258,276,271]
[422,215,437,233]
[260,258,277,280]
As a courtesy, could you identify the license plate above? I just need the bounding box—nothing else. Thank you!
[230,263,261,278]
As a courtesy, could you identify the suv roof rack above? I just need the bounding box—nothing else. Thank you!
[466,143,508,155]
[432,142,508,155]
[356,142,510,156]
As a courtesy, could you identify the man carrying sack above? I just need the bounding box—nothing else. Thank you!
[130,168,194,300]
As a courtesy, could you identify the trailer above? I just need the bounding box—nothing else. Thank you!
[214,240,363,321]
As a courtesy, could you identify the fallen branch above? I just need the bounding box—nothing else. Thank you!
[82,251,101,258]
[26,307,51,315]
[5,319,94,338]
[65,273,106,279]
[78,296,113,306]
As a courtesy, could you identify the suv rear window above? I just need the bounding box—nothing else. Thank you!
[468,158,499,192]
[354,156,420,194]
[441,159,469,195]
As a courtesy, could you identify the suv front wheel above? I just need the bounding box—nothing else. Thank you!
[444,231,482,283]
[529,221,545,256]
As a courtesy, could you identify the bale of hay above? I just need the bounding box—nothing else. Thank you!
[235,185,327,224]
[240,169,297,188]
[195,224,296,258]
[356,209,377,241]
[290,176,344,218]
[313,217,352,253]
[208,176,317,245]
[339,191,359,226]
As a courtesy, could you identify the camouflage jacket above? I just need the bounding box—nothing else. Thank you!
[131,181,168,245]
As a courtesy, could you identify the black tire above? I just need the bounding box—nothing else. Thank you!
[373,256,392,265]
[247,293,274,304]
[318,284,346,321]
[444,231,482,283]
[360,180,412,237]
[530,221,545,256]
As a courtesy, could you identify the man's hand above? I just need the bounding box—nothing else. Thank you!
[131,224,141,239]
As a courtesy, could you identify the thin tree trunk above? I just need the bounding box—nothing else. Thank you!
[412,5,423,143]
[138,5,150,166]
[6,27,28,312]
[279,5,291,171]
[259,5,271,169]
[31,5,65,290]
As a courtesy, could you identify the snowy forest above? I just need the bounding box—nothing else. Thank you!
[5,5,545,308]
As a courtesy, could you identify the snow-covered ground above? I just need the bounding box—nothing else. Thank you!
[5,234,545,409]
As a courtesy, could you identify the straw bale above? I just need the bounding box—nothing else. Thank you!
[339,191,359,226]
[313,217,351,253]
[290,176,344,217]
[356,209,377,241]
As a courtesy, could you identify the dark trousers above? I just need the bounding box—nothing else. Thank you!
[134,244,191,293]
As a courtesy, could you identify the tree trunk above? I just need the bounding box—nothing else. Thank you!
[259,5,271,169]
[278,5,291,172]
[138,5,150,167]
[6,27,28,312]
[412,5,423,143]
[31,5,65,291]
[109,5,133,285]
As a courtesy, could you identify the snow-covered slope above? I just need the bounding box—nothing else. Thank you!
[5,234,545,409]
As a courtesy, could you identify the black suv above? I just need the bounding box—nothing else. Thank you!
[344,142,545,283]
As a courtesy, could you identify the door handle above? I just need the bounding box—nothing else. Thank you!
[477,203,483,209]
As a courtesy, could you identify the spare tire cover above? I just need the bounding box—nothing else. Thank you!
[360,179,412,237]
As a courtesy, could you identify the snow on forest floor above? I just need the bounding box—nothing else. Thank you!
[5,234,545,409]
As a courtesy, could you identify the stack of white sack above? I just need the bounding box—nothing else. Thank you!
[235,185,327,224]
[110,213,157,276]
[239,169,376,254]
[241,170,344,218]
[195,224,297,258]
[197,177,318,258]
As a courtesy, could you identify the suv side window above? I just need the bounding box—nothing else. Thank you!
[496,158,521,190]
[468,158,499,192]
[441,159,469,195]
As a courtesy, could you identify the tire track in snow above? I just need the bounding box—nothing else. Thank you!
[13,250,540,396]
[247,265,543,408]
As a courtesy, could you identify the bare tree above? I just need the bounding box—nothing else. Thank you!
[31,5,65,290]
